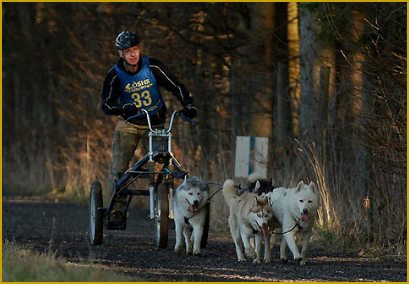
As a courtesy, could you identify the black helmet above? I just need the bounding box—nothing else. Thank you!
[115,31,140,50]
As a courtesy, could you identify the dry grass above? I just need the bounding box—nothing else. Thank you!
[2,240,135,282]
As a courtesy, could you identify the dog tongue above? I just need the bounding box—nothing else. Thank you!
[300,213,309,222]
[262,225,270,238]
[188,204,196,213]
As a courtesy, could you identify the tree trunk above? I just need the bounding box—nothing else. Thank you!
[299,4,319,141]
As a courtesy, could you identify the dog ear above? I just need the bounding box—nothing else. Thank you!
[254,180,261,191]
[296,181,304,192]
[254,197,259,205]
[309,181,317,193]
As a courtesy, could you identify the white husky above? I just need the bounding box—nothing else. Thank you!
[223,179,273,263]
[173,176,209,256]
[266,181,320,265]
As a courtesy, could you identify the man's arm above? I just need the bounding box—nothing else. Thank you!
[101,67,138,118]
[148,57,193,106]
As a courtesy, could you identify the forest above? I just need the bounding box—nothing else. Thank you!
[2,2,406,252]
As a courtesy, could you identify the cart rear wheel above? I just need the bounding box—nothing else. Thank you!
[156,183,169,248]
[90,181,103,245]
[201,202,210,248]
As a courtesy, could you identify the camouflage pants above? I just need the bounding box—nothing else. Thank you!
[110,118,154,212]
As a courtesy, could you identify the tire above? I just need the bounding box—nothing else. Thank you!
[201,202,210,249]
[90,181,103,245]
[156,183,169,248]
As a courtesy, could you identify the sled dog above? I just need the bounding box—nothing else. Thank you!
[237,172,275,196]
[247,172,275,195]
[223,179,273,263]
[173,176,209,256]
[266,180,320,265]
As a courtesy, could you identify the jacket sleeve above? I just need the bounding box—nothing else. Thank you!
[148,57,194,106]
[101,67,129,116]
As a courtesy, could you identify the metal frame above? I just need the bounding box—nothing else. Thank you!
[98,110,187,229]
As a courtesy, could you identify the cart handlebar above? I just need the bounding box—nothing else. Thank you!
[125,109,195,133]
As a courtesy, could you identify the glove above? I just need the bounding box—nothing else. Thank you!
[182,104,197,119]
[122,103,139,119]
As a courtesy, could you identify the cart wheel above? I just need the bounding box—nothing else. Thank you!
[156,183,169,248]
[201,202,210,249]
[90,181,103,245]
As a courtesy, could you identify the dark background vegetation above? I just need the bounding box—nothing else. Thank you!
[2,2,406,253]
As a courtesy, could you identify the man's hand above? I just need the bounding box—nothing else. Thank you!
[122,103,139,119]
[182,104,197,119]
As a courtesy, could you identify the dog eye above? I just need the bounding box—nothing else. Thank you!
[308,200,312,203]
[299,200,304,203]
[197,193,201,196]
[189,193,193,195]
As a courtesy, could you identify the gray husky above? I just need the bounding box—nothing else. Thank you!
[173,176,209,256]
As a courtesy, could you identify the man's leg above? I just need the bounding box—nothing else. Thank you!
[110,122,140,225]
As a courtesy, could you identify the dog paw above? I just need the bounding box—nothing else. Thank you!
[245,249,257,259]
[300,259,307,266]
[174,245,183,254]
[252,258,261,264]
[193,250,202,256]
[295,256,304,263]
[280,257,288,263]
[186,248,193,255]
[238,257,246,262]
[264,257,271,263]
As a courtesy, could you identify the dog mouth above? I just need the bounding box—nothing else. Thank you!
[300,212,309,222]
[186,199,198,213]
[256,221,270,238]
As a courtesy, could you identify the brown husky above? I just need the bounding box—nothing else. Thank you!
[223,179,273,263]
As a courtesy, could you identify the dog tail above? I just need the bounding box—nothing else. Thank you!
[222,179,237,208]
[247,172,265,184]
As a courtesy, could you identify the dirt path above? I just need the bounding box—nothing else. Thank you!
[2,196,406,281]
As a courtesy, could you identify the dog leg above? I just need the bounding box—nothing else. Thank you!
[264,234,271,263]
[229,215,246,261]
[283,230,302,262]
[269,232,276,250]
[232,229,245,261]
[280,236,288,262]
[253,233,263,263]
[191,223,203,256]
[174,220,184,254]
[241,231,256,259]
[183,226,193,255]
[299,230,312,265]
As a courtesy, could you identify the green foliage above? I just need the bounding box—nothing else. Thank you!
[2,240,135,281]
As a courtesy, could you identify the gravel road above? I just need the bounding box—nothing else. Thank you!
[2,196,406,281]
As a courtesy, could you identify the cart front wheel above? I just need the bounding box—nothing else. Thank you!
[156,183,169,248]
[90,181,103,245]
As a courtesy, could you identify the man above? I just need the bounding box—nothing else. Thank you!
[101,30,197,227]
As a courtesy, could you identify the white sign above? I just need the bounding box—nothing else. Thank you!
[234,136,268,178]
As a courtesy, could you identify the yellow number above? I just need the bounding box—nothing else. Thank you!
[141,91,152,106]
[131,91,152,107]
[131,93,142,108]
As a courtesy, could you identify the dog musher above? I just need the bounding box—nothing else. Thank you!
[101,30,197,227]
